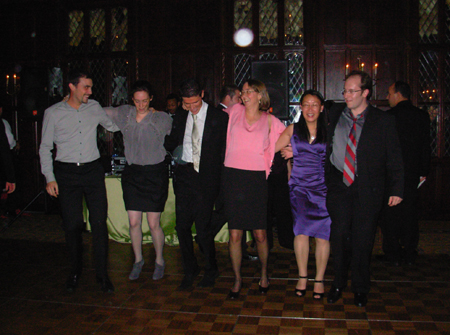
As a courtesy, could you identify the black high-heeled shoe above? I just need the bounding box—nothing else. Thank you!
[229,281,242,299]
[295,276,307,297]
[313,280,325,300]
[228,289,240,299]
[259,279,270,293]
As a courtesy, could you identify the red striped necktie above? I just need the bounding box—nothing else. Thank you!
[343,117,357,186]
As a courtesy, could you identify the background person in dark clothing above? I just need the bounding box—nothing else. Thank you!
[379,81,431,265]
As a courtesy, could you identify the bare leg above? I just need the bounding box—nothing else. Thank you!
[314,237,330,297]
[128,210,143,263]
[229,229,244,292]
[253,229,269,287]
[146,212,165,266]
[294,234,309,291]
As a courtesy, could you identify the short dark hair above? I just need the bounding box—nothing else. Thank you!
[296,89,327,143]
[219,84,240,103]
[394,81,411,100]
[180,79,202,98]
[346,70,372,100]
[129,80,154,100]
[244,79,270,111]
[68,70,91,87]
[166,93,180,102]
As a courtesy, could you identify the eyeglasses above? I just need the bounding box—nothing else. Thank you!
[302,103,321,109]
[341,89,362,95]
[240,89,257,96]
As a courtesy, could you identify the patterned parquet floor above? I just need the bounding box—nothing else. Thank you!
[0,214,449,334]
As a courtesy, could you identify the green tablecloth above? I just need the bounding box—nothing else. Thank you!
[90,176,230,246]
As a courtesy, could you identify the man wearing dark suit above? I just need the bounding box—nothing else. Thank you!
[165,79,228,289]
[380,81,431,265]
[325,71,404,307]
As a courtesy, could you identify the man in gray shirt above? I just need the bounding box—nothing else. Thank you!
[40,70,118,293]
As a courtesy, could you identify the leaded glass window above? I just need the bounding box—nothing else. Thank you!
[259,53,277,61]
[421,105,439,156]
[232,0,304,122]
[419,0,439,44]
[111,7,128,52]
[48,67,63,98]
[90,9,106,53]
[259,0,278,46]
[285,52,304,103]
[234,53,253,87]
[234,0,252,31]
[111,59,129,106]
[89,59,106,106]
[419,51,438,103]
[285,0,303,46]
[68,10,84,55]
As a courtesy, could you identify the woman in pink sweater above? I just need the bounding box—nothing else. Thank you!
[223,79,285,299]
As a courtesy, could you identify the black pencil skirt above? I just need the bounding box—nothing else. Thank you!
[121,161,169,213]
[223,166,268,230]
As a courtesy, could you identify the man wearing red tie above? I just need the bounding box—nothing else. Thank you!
[325,71,404,307]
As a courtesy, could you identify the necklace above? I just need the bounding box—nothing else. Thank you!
[311,136,315,140]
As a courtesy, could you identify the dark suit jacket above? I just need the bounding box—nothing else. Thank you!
[164,104,229,201]
[388,100,431,182]
[0,120,15,184]
[326,103,404,213]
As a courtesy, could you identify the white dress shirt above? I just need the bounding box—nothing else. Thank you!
[182,101,208,163]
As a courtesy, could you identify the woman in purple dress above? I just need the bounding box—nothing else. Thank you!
[275,90,331,300]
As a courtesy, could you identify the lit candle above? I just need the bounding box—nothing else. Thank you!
[6,75,9,87]
[361,63,365,72]
[13,74,16,85]
[345,64,349,76]
[374,63,378,78]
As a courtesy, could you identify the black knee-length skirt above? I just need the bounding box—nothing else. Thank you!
[223,166,268,230]
[121,161,169,212]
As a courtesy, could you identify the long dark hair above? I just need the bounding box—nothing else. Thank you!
[295,89,327,143]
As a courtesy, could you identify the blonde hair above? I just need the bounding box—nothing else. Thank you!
[245,79,270,111]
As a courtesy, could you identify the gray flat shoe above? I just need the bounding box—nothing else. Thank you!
[129,259,144,280]
[152,261,165,280]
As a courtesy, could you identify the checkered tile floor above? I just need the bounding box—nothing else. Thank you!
[0,214,449,334]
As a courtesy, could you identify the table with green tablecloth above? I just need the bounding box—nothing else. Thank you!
[85,176,230,245]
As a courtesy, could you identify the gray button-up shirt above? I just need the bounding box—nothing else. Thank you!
[330,106,368,174]
[39,100,119,183]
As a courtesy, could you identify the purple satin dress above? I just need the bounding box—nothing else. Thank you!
[289,126,331,240]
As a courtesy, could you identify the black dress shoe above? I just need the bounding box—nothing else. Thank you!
[66,274,80,292]
[327,285,344,303]
[242,253,259,261]
[96,276,115,293]
[179,267,201,289]
[354,292,368,307]
[197,270,219,288]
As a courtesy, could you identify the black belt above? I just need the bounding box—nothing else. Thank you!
[56,158,100,167]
